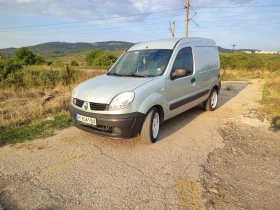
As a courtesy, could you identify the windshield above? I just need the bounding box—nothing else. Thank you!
[108,49,173,77]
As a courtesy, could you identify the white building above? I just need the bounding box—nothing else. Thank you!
[255,51,278,54]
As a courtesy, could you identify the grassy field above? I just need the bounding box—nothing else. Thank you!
[0,52,279,146]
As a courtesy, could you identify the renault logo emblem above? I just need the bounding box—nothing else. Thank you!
[84,102,89,110]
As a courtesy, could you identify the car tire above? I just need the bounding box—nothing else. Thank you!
[140,108,160,144]
[203,89,218,111]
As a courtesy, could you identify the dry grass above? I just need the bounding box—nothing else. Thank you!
[221,68,269,81]
[0,69,105,131]
[0,87,71,130]
[261,75,280,129]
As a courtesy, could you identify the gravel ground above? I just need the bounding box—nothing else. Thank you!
[0,79,279,210]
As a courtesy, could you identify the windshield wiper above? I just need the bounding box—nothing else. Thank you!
[130,73,149,78]
[107,72,122,76]
[107,72,149,77]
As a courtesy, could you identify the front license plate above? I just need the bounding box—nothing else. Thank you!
[76,114,96,126]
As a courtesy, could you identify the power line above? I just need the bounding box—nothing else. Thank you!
[0,13,185,33]
[189,10,280,14]
[2,5,278,31]
[0,8,183,30]
[193,5,280,8]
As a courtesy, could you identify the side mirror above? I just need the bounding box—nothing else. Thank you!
[171,69,188,80]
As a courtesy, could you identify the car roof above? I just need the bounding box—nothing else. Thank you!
[128,37,216,51]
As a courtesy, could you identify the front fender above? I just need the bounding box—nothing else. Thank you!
[137,92,168,116]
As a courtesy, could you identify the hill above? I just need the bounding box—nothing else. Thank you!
[0,41,259,58]
[0,41,134,58]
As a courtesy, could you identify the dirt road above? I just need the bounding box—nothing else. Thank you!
[0,80,279,210]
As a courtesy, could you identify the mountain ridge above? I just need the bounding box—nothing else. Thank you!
[0,41,259,58]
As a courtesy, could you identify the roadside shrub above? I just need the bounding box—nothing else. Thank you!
[38,70,60,89]
[35,55,45,65]
[52,60,64,67]
[220,53,264,70]
[266,62,280,72]
[4,70,26,90]
[70,60,79,66]
[60,66,79,85]
[22,71,41,89]
[46,61,53,66]
[85,48,117,67]
[0,59,22,81]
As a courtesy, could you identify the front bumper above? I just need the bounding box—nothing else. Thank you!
[69,105,145,139]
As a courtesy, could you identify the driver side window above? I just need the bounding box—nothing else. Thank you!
[172,47,193,77]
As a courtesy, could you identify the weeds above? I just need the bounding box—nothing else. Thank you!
[261,76,280,129]
[0,112,72,146]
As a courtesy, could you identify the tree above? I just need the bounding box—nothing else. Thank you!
[13,47,44,65]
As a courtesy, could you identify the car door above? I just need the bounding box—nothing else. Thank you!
[165,45,199,118]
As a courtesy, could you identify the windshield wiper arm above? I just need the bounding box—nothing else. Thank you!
[107,72,148,77]
[107,72,122,76]
[130,73,148,78]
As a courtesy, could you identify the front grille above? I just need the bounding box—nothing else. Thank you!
[74,98,108,111]
[89,102,108,111]
[75,98,84,107]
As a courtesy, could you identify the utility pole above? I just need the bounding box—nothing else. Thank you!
[232,44,237,53]
[185,0,190,38]
[170,21,175,38]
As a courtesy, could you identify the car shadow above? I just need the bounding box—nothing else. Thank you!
[157,81,248,141]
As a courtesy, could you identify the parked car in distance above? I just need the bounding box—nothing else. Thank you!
[70,37,221,143]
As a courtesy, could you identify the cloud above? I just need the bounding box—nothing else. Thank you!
[230,0,262,5]
[0,0,266,22]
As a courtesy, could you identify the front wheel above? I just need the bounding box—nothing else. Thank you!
[203,89,218,111]
[140,108,160,144]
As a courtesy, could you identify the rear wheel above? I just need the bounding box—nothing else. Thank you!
[203,89,218,111]
[140,108,160,144]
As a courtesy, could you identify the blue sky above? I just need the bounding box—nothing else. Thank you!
[0,0,279,51]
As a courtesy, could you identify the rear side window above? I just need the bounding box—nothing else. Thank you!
[172,47,193,76]
[195,46,219,72]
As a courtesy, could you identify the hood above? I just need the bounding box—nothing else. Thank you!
[73,74,156,104]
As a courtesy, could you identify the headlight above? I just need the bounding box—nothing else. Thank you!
[109,92,135,111]
[72,87,77,98]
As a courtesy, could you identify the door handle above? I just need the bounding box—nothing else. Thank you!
[191,78,196,83]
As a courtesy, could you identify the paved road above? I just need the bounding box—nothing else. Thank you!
[0,80,264,209]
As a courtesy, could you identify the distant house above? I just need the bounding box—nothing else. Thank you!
[255,51,278,54]
[243,51,252,54]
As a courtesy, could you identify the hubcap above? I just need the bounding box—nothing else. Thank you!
[152,113,160,139]
[211,92,218,108]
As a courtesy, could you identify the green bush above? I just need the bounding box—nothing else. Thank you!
[70,60,79,66]
[4,70,26,90]
[220,53,264,70]
[60,66,79,85]
[46,61,53,66]
[35,55,45,65]
[38,70,60,89]
[85,48,117,67]
[52,59,64,67]
[266,62,280,72]
[0,59,22,81]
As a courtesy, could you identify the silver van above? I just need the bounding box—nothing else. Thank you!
[70,37,221,143]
